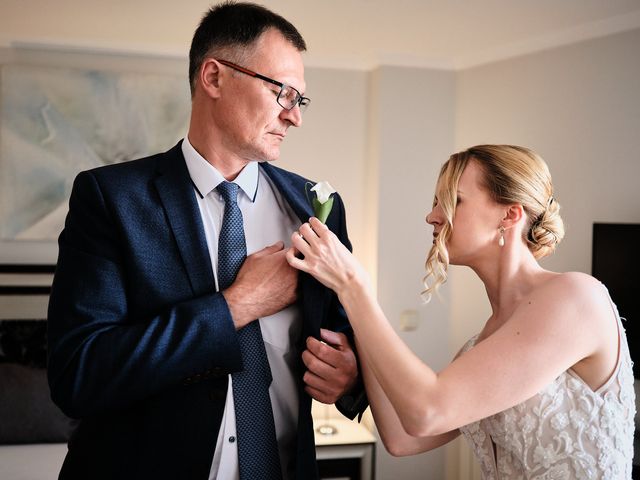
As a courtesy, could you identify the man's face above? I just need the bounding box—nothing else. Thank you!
[216,28,306,163]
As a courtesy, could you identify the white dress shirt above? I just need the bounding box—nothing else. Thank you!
[181,138,302,480]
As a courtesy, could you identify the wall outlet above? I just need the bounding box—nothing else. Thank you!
[399,309,419,331]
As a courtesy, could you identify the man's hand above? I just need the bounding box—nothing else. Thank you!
[302,328,358,404]
[223,242,298,329]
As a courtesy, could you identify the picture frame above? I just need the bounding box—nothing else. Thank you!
[0,264,54,319]
[0,264,55,295]
[0,44,191,265]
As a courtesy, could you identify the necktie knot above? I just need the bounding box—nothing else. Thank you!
[217,181,240,205]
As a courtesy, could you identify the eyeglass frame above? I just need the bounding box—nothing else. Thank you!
[215,58,310,112]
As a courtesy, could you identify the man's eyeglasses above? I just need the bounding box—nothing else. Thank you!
[216,59,310,112]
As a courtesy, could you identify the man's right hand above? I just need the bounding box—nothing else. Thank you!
[222,241,298,329]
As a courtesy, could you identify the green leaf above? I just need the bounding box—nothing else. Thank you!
[313,197,334,223]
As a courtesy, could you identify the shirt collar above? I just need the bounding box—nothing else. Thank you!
[182,136,259,202]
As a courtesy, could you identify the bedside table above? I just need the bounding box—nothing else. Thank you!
[314,418,376,480]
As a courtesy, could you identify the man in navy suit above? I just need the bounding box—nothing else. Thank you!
[47,3,366,479]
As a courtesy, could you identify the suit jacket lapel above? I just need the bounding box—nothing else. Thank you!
[259,162,314,221]
[154,142,215,297]
[260,162,327,339]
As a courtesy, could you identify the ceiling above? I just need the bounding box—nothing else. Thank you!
[273,0,640,69]
[2,0,640,70]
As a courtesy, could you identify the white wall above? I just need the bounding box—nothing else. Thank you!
[452,27,640,361]
[370,65,455,480]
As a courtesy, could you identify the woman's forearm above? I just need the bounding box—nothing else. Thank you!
[356,338,459,455]
[339,281,445,437]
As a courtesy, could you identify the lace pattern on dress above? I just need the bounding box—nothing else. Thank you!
[458,296,636,479]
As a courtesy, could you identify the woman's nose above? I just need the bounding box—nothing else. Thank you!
[426,207,441,226]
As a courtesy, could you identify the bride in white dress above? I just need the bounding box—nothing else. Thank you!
[287,145,635,479]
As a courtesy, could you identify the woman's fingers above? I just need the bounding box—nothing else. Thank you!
[309,217,329,235]
[299,222,322,248]
[285,247,308,272]
[288,218,338,272]
[291,229,312,256]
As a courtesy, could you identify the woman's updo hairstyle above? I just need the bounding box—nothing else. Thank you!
[423,145,564,301]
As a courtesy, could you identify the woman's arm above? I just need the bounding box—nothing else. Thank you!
[356,337,460,456]
[288,218,612,437]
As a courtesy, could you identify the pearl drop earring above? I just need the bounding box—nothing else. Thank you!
[499,226,505,247]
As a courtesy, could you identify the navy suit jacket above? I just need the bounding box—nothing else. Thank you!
[47,141,366,480]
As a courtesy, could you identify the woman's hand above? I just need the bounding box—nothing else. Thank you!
[286,217,369,296]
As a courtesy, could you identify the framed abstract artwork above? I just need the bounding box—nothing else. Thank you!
[0,45,192,264]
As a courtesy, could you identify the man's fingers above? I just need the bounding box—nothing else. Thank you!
[320,329,348,350]
[268,241,285,252]
[255,241,284,257]
[302,349,336,380]
[303,370,327,390]
[303,373,340,403]
[303,334,358,402]
[304,385,334,404]
[306,337,343,368]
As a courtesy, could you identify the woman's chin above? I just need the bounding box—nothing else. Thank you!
[448,255,463,266]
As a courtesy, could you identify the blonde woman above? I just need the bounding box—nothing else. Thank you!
[287,145,636,478]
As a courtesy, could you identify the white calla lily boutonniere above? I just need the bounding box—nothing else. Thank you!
[306,181,336,223]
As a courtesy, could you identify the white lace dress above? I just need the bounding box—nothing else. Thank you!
[459,299,636,479]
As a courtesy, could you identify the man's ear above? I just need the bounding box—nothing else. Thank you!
[199,59,223,98]
[502,204,525,229]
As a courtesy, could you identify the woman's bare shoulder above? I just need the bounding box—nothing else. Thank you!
[530,271,613,329]
[541,271,606,299]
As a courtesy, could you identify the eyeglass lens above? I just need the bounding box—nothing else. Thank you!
[278,86,308,112]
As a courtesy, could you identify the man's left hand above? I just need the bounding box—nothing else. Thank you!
[302,328,358,404]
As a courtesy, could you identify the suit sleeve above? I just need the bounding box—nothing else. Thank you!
[47,170,242,419]
[325,192,369,421]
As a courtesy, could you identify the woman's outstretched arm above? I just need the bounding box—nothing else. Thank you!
[355,334,460,455]
[287,218,610,437]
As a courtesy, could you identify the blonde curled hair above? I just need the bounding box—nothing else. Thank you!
[423,145,564,301]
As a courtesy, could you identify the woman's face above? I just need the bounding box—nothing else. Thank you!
[427,160,506,266]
